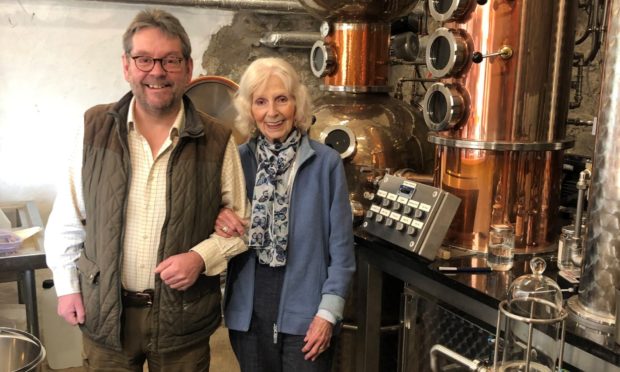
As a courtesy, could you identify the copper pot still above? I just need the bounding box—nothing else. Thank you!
[423,0,577,253]
[298,0,435,220]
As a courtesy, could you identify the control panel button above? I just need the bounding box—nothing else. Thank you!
[414,209,426,220]
[385,218,394,227]
[375,214,384,223]
[393,201,402,211]
[365,210,374,219]
[395,222,405,231]
[403,205,413,215]
[382,199,392,208]
[407,226,418,236]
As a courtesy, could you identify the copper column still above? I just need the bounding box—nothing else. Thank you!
[567,0,619,333]
[423,0,577,253]
[297,0,435,218]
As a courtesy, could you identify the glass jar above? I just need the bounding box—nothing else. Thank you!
[557,223,586,275]
[487,224,515,271]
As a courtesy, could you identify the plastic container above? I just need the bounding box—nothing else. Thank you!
[0,230,21,255]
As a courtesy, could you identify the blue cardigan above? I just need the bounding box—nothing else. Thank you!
[224,135,356,335]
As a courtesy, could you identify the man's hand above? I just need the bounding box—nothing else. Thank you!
[301,316,333,361]
[215,207,247,238]
[155,251,205,291]
[57,293,85,326]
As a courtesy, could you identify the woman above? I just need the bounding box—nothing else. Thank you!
[216,57,355,371]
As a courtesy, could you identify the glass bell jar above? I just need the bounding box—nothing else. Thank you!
[493,257,568,372]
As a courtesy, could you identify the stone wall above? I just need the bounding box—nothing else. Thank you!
[203,12,321,100]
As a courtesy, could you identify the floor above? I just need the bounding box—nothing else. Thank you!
[0,269,240,371]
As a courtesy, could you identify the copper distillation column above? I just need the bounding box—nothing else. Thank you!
[297,0,435,220]
[423,0,577,253]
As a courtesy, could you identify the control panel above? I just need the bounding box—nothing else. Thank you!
[362,174,461,260]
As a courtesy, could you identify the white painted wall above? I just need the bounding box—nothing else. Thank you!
[0,0,234,222]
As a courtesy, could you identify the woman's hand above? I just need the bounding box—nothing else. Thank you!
[301,316,333,361]
[215,207,247,238]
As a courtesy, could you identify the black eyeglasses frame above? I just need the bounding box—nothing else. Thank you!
[130,55,185,73]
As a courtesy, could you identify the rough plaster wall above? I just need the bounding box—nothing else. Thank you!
[0,0,233,222]
[202,11,321,100]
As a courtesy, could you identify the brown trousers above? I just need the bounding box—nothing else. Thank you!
[82,306,210,372]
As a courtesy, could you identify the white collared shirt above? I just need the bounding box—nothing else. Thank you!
[45,98,249,295]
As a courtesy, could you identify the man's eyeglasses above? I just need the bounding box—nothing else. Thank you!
[130,55,184,73]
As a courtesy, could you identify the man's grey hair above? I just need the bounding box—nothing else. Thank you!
[122,9,192,59]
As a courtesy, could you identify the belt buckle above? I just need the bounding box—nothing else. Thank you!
[136,289,154,306]
[123,289,154,306]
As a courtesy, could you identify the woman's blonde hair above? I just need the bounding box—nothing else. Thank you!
[234,57,312,137]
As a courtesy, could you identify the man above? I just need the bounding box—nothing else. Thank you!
[45,9,248,371]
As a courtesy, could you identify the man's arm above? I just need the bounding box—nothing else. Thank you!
[156,136,250,290]
[45,127,87,324]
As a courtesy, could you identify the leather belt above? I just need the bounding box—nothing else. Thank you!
[121,288,154,307]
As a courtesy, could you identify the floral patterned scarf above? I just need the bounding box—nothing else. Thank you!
[248,129,301,266]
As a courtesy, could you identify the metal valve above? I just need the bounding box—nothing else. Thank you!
[472,46,513,63]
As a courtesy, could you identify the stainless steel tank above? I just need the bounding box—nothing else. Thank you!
[567,0,620,333]
[423,0,577,253]
[298,0,434,218]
